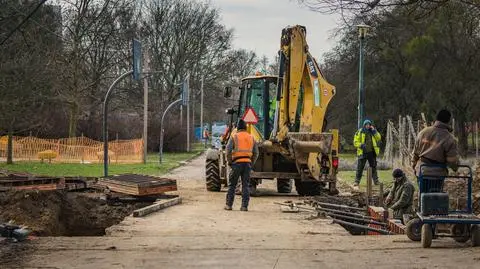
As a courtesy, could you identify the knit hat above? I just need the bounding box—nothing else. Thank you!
[363,119,372,126]
[392,168,404,178]
[237,119,247,130]
[436,109,451,124]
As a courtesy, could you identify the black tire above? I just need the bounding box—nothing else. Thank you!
[206,159,221,192]
[406,218,422,241]
[249,183,259,197]
[451,224,470,243]
[471,225,480,247]
[421,224,433,248]
[277,179,292,193]
[295,180,322,196]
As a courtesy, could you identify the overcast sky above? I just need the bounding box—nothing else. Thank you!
[209,0,341,61]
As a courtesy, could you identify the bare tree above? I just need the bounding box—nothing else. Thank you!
[297,0,480,17]
[0,1,61,163]
[56,0,136,137]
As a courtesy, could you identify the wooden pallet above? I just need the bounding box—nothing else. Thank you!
[98,174,177,196]
[0,175,65,191]
[64,177,97,191]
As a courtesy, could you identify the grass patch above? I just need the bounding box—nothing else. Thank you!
[338,170,395,190]
[0,150,203,177]
[339,153,357,162]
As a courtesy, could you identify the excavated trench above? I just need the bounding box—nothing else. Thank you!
[0,190,152,236]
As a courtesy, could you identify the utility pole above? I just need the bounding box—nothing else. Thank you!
[200,76,204,147]
[186,74,190,152]
[142,50,149,164]
[356,24,370,129]
[192,87,195,146]
[180,105,183,129]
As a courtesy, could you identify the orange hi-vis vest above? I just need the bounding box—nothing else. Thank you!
[232,131,255,163]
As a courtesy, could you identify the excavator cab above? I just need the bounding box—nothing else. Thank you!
[237,75,278,141]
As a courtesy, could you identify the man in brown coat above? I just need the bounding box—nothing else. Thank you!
[411,109,459,177]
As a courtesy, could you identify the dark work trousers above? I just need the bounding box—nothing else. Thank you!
[226,163,251,208]
[355,151,379,184]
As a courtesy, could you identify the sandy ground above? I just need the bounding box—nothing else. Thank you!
[4,155,480,269]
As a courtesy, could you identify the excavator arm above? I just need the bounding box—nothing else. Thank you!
[272,25,336,141]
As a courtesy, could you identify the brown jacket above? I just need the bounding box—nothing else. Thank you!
[411,121,459,174]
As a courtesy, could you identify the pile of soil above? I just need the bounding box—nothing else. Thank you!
[442,164,480,214]
[474,161,480,214]
[444,179,468,211]
[0,190,150,236]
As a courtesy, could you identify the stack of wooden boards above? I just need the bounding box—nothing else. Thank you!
[0,173,65,191]
[98,174,177,196]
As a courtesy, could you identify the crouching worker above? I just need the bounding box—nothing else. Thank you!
[224,119,259,211]
[385,169,414,222]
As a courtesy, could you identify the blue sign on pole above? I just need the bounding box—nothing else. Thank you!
[132,39,142,80]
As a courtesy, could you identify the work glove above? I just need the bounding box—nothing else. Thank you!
[360,144,366,150]
[385,196,392,206]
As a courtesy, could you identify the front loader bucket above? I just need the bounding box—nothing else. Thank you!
[287,132,333,181]
[287,132,333,156]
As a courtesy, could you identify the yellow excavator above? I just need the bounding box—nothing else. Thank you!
[205,25,339,195]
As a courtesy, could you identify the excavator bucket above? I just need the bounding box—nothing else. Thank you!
[287,132,332,160]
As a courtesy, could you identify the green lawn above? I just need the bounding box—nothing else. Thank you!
[0,150,203,177]
[339,152,357,162]
[338,170,395,190]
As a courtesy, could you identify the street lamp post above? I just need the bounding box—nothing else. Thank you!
[357,24,371,129]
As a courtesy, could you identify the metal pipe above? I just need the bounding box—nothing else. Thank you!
[159,99,183,164]
[379,183,384,208]
[308,200,365,212]
[327,213,386,226]
[316,206,374,219]
[332,219,393,235]
[103,70,133,177]
[274,202,373,219]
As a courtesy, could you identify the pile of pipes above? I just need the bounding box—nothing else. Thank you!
[306,199,393,235]
[275,199,393,235]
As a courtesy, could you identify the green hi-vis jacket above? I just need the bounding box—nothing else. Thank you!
[353,128,381,156]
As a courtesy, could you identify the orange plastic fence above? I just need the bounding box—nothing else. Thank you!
[0,136,143,163]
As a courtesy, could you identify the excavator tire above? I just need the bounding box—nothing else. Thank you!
[277,179,292,193]
[295,180,322,196]
[206,159,221,192]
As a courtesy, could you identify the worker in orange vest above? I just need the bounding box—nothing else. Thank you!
[224,119,259,211]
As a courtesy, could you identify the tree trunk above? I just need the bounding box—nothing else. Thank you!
[456,116,468,158]
[7,125,13,164]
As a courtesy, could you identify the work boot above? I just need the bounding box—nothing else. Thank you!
[353,182,359,187]
[373,180,380,186]
[224,205,232,211]
[240,207,248,211]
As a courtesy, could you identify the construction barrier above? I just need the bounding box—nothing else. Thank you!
[0,136,143,163]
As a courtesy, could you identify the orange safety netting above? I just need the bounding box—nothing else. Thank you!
[0,136,144,163]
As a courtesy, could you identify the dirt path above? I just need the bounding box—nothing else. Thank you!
[7,155,480,268]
